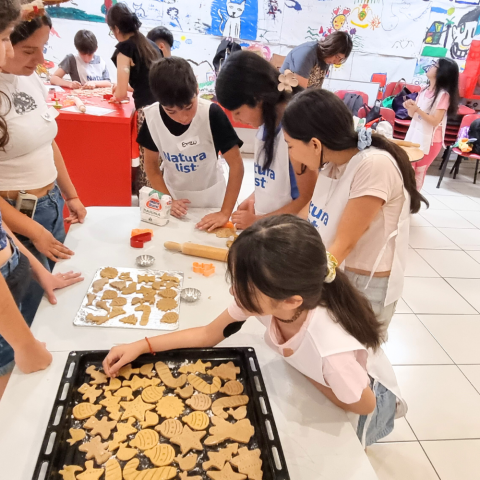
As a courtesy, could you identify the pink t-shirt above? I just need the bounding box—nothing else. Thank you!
[227,302,370,404]
[422,90,450,143]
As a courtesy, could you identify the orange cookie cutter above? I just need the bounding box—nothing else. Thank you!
[192,262,215,277]
[131,229,153,237]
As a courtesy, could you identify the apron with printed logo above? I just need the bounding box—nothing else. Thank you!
[75,55,106,84]
[307,147,410,306]
[405,89,447,155]
[254,126,293,216]
[143,98,226,208]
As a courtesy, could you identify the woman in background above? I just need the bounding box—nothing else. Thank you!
[280,31,353,88]
[107,3,162,193]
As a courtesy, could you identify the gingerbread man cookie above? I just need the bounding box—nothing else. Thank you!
[84,416,117,440]
[79,435,111,464]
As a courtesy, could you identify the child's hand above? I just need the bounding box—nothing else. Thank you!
[83,81,97,90]
[103,342,147,377]
[196,211,230,231]
[237,197,255,212]
[35,270,84,305]
[14,338,52,374]
[171,199,191,218]
[232,210,261,230]
[70,81,82,89]
[31,226,74,263]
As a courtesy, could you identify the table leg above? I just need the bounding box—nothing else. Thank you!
[437,146,452,188]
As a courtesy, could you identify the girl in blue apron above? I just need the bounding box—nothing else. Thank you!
[103,215,406,447]
[215,51,317,230]
[283,89,428,341]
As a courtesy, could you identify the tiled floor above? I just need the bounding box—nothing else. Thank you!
[367,163,480,480]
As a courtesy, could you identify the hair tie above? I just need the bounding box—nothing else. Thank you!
[278,69,299,92]
[325,252,338,284]
[21,0,45,21]
[357,127,372,150]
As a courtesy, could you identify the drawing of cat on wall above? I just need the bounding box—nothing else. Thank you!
[132,2,145,18]
[218,0,245,38]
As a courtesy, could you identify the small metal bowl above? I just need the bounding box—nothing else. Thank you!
[136,255,155,268]
[181,288,201,303]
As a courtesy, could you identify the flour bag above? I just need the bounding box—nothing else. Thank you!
[139,187,172,226]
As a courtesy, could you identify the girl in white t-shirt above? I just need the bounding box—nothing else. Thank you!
[215,51,317,230]
[103,215,406,447]
[282,89,428,340]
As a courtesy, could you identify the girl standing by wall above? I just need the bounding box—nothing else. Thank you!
[283,89,428,340]
[107,3,162,194]
[216,51,317,230]
[404,58,459,190]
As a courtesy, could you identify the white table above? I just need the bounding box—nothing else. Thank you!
[0,207,378,480]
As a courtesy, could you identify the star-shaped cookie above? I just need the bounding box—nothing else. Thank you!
[120,395,155,422]
[171,425,206,455]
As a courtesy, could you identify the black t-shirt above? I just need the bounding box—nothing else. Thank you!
[112,37,162,110]
[137,102,243,156]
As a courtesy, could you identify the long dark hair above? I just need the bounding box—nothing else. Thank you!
[429,58,459,117]
[283,89,428,213]
[10,9,52,46]
[0,0,20,151]
[228,215,382,350]
[216,51,301,170]
[107,3,160,68]
[317,31,353,69]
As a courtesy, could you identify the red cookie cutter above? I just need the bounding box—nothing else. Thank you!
[130,232,152,248]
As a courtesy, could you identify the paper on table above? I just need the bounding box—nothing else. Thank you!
[61,105,115,116]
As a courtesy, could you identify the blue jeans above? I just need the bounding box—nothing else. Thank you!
[6,185,66,324]
[0,241,32,376]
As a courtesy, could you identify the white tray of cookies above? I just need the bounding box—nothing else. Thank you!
[74,267,183,331]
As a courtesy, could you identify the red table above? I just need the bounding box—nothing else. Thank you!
[51,89,136,207]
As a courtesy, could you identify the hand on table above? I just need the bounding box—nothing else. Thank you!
[231,209,261,230]
[15,338,52,374]
[65,198,87,224]
[103,342,147,377]
[31,227,74,263]
[82,81,97,90]
[70,81,82,89]
[196,211,230,232]
[36,270,84,305]
[171,199,191,218]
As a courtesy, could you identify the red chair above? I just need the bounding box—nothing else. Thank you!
[437,114,480,188]
[383,81,422,98]
[358,106,395,128]
[335,90,369,105]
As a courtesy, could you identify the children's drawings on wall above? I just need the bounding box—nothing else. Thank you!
[209,0,258,40]
[422,3,480,60]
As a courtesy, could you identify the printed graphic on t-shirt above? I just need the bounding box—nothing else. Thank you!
[254,162,276,189]
[308,201,329,228]
[12,91,37,115]
[163,150,207,173]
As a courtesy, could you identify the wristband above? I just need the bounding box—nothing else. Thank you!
[145,337,155,355]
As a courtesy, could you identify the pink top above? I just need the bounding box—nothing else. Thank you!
[228,302,370,404]
[422,90,450,143]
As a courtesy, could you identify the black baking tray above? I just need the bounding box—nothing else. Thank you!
[32,348,290,480]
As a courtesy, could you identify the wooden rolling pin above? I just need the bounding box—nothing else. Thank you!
[391,138,420,148]
[164,241,228,262]
[74,96,86,113]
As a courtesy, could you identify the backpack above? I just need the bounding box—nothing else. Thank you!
[343,93,364,116]
[468,118,480,155]
[213,39,242,75]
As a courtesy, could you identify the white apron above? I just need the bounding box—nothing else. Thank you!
[254,126,293,215]
[405,89,447,155]
[75,55,106,84]
[143,98,226,208]
[257,307,407,419]
[308,148,410,306]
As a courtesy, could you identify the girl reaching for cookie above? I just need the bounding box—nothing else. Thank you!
[103,215,406,446]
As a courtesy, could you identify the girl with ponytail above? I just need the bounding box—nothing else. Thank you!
[103,215,406,447]
[215,51,317,230]
[282,89,428,341]
[107,3,162,193]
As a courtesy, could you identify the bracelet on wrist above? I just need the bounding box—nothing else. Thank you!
[66,196,79,202]
[145,337,155,355]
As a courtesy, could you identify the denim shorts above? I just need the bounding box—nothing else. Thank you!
[0,240,33,376]
[357,378,397,446]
